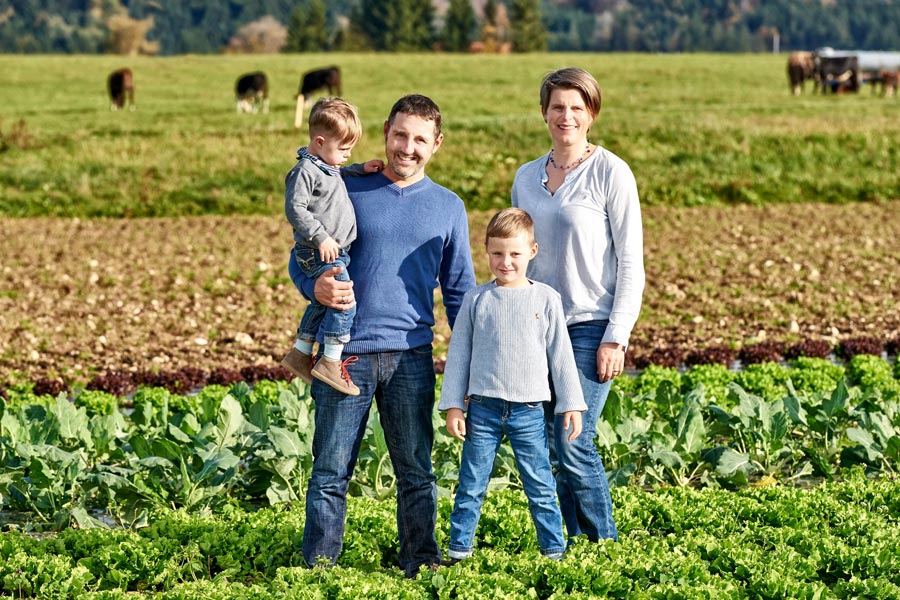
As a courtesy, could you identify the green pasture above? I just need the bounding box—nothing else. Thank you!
[0,52,898,217]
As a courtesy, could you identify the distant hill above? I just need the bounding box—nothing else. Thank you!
[1,0,898,54]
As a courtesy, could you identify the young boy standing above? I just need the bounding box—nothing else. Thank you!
[281,97,382,395]
[438,207,586,563]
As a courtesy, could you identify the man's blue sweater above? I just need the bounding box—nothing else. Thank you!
[296,172,476,355]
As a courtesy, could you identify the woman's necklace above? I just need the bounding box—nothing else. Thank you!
[548,143,592,170]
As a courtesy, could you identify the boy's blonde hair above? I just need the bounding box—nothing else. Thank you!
[539,67,602,120]
[308,97,362,145]
[485,207,535,246]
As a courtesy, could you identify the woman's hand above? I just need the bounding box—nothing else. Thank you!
[445,408,466,441]
[597,342,625,382]
[313,266,354,310]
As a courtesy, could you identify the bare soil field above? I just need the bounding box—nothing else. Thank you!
[2,200,899,385]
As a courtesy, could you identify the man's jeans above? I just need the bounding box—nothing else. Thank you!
[293,246,354,345]
[302,345,440,577]
[449,395,566,557]
[547,321,619,542]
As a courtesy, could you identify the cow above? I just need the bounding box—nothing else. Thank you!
[294,66,341,128]
[815,54,860,94]
[235,71,269,114]
[787,51,816,95]
[880,70,899,97]
[108,68,135,111]
[299,66,341,99]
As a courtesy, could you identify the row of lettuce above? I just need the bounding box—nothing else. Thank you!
[5,336,897,404]
[2,473,899,598]
[0,354,899,530]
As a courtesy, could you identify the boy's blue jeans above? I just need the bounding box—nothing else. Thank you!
[449,395,566,557]
[547,321,619,542]
[293,246,355,345]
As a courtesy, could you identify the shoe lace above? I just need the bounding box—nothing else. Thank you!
[340,356,358,383]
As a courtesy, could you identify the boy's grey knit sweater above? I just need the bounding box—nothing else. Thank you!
[438,281,587,415]
[284,150,366,249]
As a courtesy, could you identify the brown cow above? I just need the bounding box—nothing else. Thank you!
[787,51,816,95]
[108,68,135,111]
[881,70,899,97]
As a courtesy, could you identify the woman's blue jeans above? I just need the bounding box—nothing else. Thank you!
[449,395,566,557]
[547,321,619,542]
[301,345,440,577]
[293,246,355,345]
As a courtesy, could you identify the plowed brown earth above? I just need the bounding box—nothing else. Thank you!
[2,201,899,385]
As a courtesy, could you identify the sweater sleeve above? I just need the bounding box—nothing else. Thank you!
[340,162,369,177]
[437,290,475,412]
[439,201,477,330]
[545,292,588,414]
[602,162,645,348]
[285,164,330,247]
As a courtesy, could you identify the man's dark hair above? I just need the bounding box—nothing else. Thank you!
[387,94,442,137]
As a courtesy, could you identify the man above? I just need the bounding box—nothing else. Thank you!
[289,94,476,577]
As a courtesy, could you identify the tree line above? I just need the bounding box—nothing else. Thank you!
[2,0,900,55]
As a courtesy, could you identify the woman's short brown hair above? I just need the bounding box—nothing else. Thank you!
[539,67,602,120]
[485,207,535,246]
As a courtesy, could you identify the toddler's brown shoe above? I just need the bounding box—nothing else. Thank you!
[311,356,360,396]
[281,348,313,385]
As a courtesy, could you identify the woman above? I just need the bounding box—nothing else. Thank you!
[511,67,645,542]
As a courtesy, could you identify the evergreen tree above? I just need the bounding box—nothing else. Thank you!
[285,0,329,52]
[5,0,900,54]
[443,0,476,52]
[355,0,434,51]
[508,0,546,52]
[334,3,372,51]
[483,0,497,26]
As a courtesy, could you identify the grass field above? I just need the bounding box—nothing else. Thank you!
[1,52,898,217]
[2,53,899,384]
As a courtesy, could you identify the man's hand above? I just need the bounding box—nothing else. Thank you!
[597,342,625,383]
[314,266,354,310]
[562,410,583,442]
[445,408,466,441]
[363,159,385,173]
[317,237,340,264]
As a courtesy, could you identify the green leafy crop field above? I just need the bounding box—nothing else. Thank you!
[1,53,898,218]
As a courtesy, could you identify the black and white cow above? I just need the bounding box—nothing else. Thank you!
[235,71,269,114]
[299,66,342,99]
[294,66,342,128]
[815,54,860,94]
[108,68,135,111]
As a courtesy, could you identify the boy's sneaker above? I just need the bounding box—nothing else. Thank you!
[281,348,313,384]
[311,356,360,396]
[442,549,472,566]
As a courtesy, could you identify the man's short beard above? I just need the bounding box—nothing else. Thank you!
[388,155,422,179]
